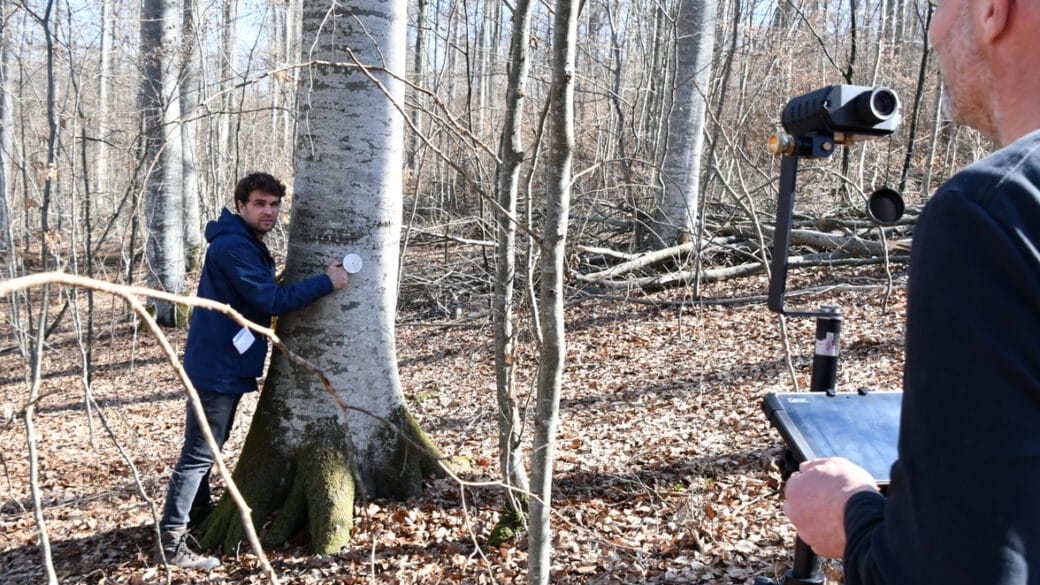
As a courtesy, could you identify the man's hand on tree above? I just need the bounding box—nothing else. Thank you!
[327,262,350,289]
[782,457,879,558]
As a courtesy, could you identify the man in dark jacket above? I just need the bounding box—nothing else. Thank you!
[783,0,1040,583]
[157,173,350,570]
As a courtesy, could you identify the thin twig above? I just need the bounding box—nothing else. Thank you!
[777,314,800,391]
[25,284,58,585]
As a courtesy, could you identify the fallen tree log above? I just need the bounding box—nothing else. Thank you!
[573,252,910,292]
[576,236,746,279]
[730,225,910,258]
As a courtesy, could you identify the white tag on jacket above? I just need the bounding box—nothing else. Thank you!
[233,327,256,354]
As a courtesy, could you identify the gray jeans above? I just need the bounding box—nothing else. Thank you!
[160,390,242,530]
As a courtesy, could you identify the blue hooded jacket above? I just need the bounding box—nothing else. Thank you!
[183,208,334,394]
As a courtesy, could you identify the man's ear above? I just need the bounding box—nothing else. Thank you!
[980,0,1012,43]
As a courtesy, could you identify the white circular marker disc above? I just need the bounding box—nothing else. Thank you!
[342,253,363,274]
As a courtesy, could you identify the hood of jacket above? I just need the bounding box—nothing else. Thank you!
[205,208,274,264]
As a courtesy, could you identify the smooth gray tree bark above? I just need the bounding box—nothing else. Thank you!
[202,0,441,555]
[489,0,535,547]
[94,0,113,215]
[653,0,717,248]
[0,1,10,252]
[527,0,579,581]
[141,0,186,326]
[181,0,202,272]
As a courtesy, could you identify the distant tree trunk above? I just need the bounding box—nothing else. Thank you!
[898,3,933,194]
[605,2,632,197]
[181,0,203,272]
[633,2,670,250]
[923,78,944,198]
[95,0,113,215]
[527,0,578,581]
[218,0,237,193]
[141,0,186,325]
[489,0,534,547]
[652,0,717,248]
[407,0,426,169]
[0,1,10,252]
[37,0,59,266]
[202,0,441,555]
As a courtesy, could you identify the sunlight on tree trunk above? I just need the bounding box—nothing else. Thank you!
[202,0,442,555]
[489,0,535,547]
[527,0,579,581]
[653,0,717,249]
[0,1,10,253]
[181,0,203,273]
[141,0,186,326]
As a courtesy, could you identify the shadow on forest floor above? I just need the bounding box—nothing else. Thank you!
[0,523,157,585]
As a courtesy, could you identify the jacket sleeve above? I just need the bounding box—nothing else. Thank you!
[841,173,1040,585]
[218,240,335,316]
[843,491,890,585]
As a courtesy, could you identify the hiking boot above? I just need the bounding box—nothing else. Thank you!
[156,527,220,570]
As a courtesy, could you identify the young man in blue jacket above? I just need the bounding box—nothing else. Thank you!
[783,0,1040,583]
[157,173,350,569]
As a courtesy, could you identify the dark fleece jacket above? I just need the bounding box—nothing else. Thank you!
[183,208,333,394]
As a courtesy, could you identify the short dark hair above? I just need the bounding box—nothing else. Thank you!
[234,173,286,206]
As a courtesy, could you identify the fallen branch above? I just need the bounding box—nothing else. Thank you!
[0,272,281,585]
[576,282,905,308]
[575,236,747,281]
[574,252,909,292]
[408,227,496,247]
[734,224,911,258]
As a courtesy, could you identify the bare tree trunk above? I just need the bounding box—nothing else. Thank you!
[408,0,427,169]
[203,0,441,555]
[218,0,237,194]
[287,0,301,150]
[0,1,10,253]
[899,3,933,194]
[141,0,187,325]
[35,0,59,267]
[489,0,535,547]
[923,78,944,198]
[652,0,717,248]
[181,0,202,272]
[95,0,113,215]
[527,0,579,581]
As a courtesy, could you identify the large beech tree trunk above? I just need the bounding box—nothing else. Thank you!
[201,0,441,555]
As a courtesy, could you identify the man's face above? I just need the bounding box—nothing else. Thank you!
[236,190,282,238]
[929,0,994,135]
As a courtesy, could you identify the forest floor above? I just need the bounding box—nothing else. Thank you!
[0,242,909,584]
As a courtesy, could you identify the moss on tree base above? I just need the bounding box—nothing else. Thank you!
[200,400,355,555]
[488,498,529,548]
[199,381,443,555]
